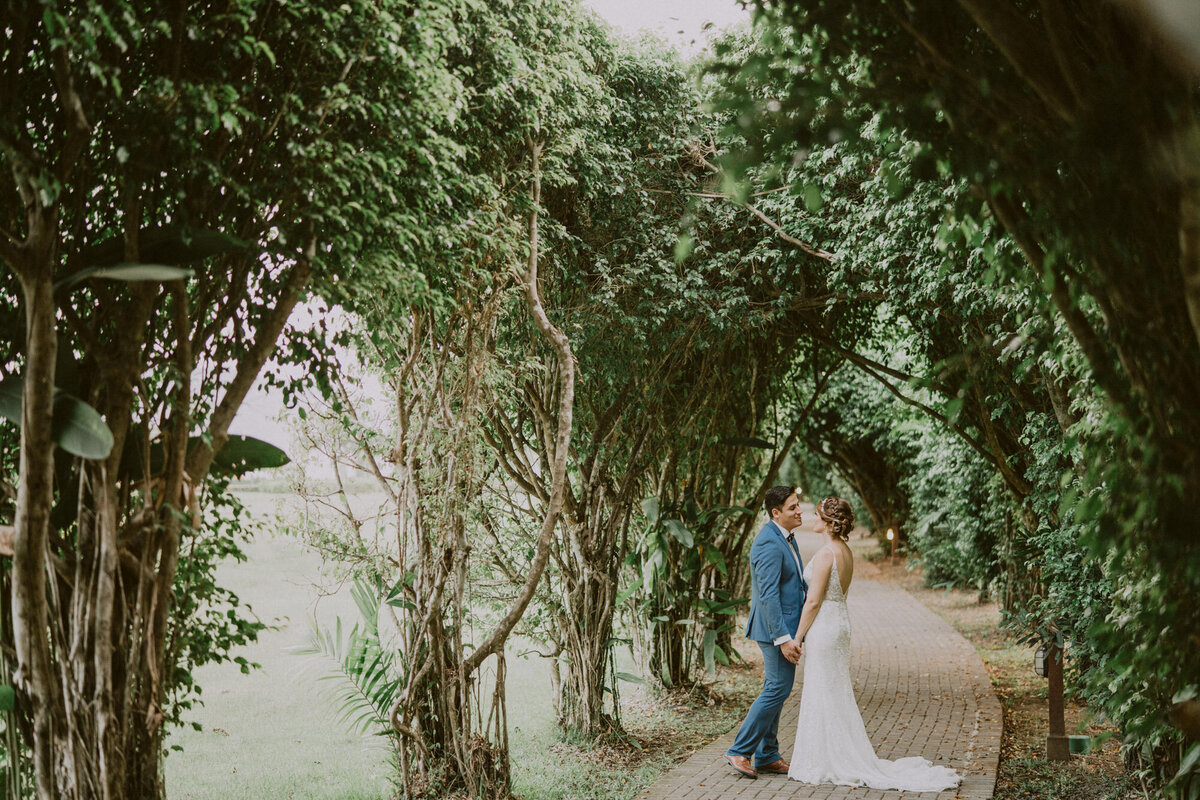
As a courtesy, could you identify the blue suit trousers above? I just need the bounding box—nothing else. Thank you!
[726,640,796,766]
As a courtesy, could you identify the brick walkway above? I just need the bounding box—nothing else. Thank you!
[639,530,1001,800]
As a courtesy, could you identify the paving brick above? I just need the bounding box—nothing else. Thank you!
[641,531,1001,800]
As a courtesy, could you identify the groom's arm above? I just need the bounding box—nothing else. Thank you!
[750,539,790,643]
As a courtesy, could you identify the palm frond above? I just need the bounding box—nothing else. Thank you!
[290,579,400,737]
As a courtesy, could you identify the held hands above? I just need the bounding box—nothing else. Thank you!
[781,639,803,664]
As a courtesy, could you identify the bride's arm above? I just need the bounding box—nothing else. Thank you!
[794,549,834,642]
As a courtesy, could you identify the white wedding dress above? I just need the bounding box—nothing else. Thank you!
[788,554,961,791]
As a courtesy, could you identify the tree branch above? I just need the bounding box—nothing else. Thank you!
[1037,0,1090,109]
[185,244,313,482]
[675,184,836,261]
[49,38,91,184]
[988,193,1133,410]
[10,268,61,798]
[829,339,1008,475]
[0,228,21,272]
[332,369,398,506]
[462,136,576,677]
[742,203,836,261]
[1173,114,1200,355]
[953,0,1078,123]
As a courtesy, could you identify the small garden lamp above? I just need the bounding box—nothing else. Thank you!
[1034,640,1069,760]
[886,528,896,565]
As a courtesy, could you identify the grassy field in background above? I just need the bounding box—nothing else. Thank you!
[164,491,395,799]
[164,490,588,800]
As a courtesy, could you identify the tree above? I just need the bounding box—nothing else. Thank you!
[0,2,462,796]
[296,1,601,792]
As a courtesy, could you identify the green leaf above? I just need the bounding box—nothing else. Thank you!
[1177,743,1200,780]
[211,435,290,477]
[79,225,249,268]
[616,577,643,605]
[803,183,823,212]
[0,376,114,459]
[665,519,694,547]
[704,546,728,575]
[294,612,398,737]
[703,629,717,674]
[56,263,194,290]
[53,392,115,459]
[384,572,417,608]
[673,233,694,263]
[706,598,747,615]
[615,671,645,685]
[120,433,288,479]
[640,496,660,524]
[713,643,730,666]
[880,162,906,198]
[0,684,14,711]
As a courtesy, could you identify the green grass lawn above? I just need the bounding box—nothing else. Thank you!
[166,491,395,799]
[165,490,574,800]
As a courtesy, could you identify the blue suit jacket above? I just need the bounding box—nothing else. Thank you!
[744,521,808,643]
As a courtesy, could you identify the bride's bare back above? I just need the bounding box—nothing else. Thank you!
[829,540,853,596]
[810,541,854,599]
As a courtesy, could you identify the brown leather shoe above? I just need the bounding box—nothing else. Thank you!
[756,758,790,775]
[723,753,757,779]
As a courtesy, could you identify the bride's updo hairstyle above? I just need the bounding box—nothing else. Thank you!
[817,497,854,541]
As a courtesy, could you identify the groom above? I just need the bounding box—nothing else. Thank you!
[723,485,807,779]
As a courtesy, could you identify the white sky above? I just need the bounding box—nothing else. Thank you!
[581,0,751,53]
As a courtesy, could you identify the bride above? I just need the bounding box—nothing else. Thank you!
[786,497,961,792]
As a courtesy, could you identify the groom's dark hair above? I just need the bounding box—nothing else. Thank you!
[764,485,796,516]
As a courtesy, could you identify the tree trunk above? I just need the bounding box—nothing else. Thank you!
[459,138,574,678]
[650,618,687,688]
[12,265,67,799]
[557,518,622,740]
[1176,115,1200,355]
[389,137,576,797]
[558,623,615,740]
